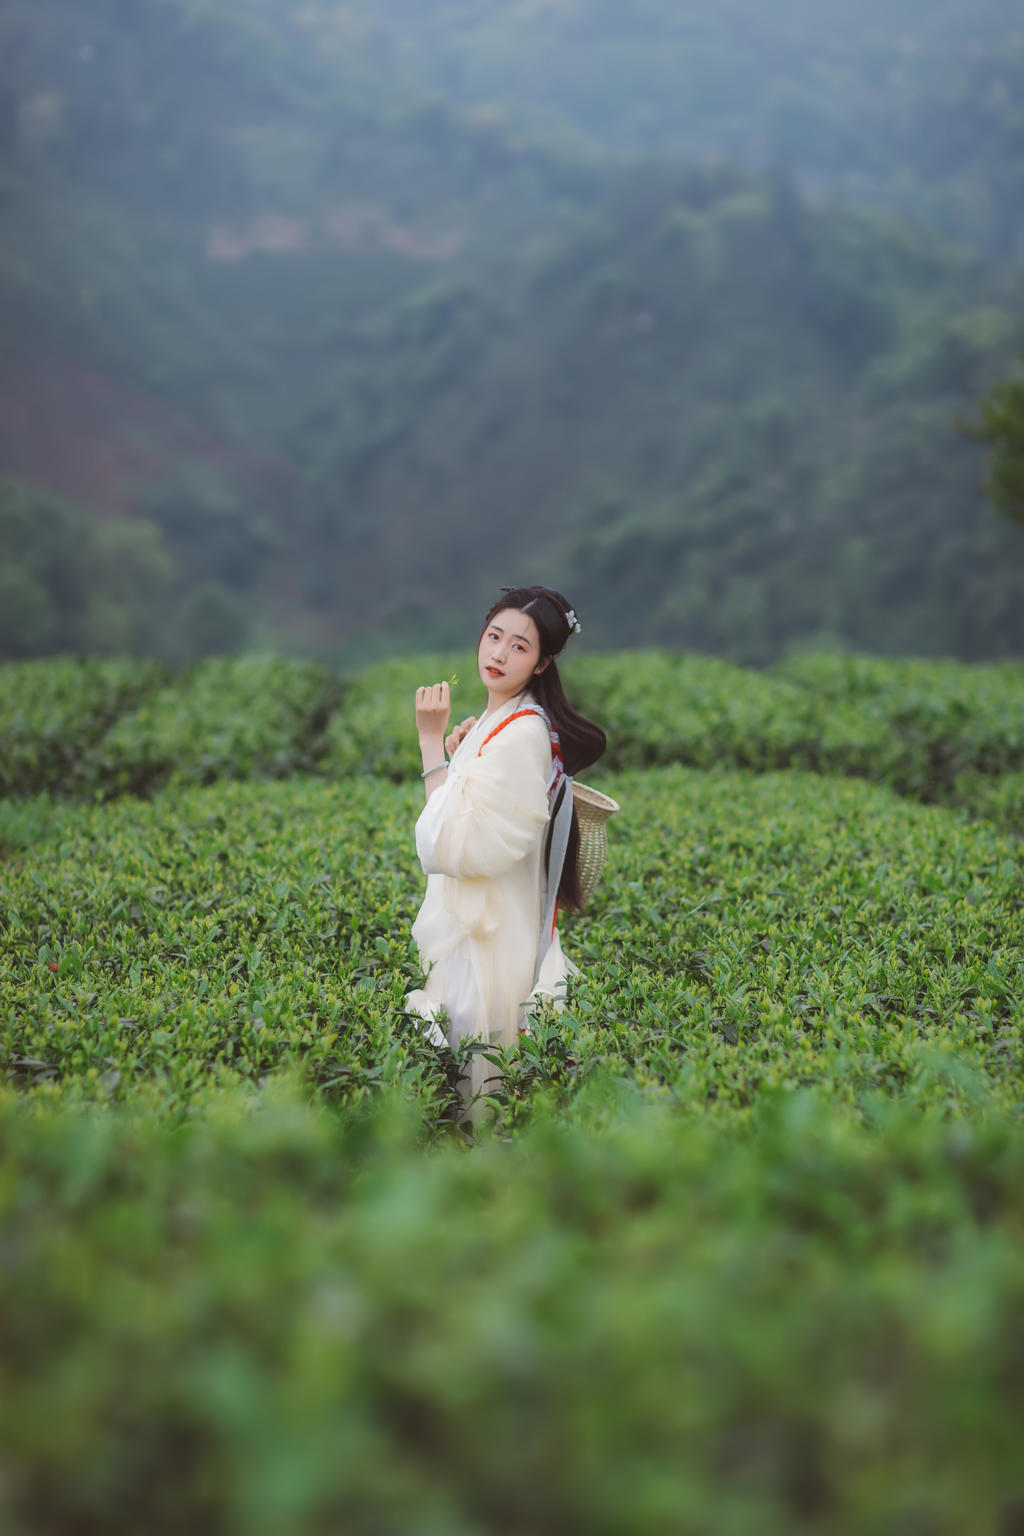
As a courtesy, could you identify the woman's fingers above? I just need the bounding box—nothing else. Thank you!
[444,714,477,756]
[415,681,451,734]
[415,682,449,706]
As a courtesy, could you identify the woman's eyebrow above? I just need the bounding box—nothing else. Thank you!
[489,624,532,644]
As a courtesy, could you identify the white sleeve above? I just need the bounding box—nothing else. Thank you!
[415,716,550,879]
[415,779,455,875]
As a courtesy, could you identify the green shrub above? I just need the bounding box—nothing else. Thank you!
[0,1087,1022,1534]
[547,764,1023,1125]
[566,649,824,772]
[776,652,1024,793]
[4,650,1022,815]
[327,648,834,784]
[2,767,1020,1126]
[0,773,457,1124]
[0,656,167,797]
[325,651,474,780]
[2,647,1023,1534]
[94,654,343,797]
[948,770,1024,835]
[323,647,1024,805]
[0,794,93,859]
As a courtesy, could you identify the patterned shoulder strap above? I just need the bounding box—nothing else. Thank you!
[477,704,556,755]
[477,703,566,806]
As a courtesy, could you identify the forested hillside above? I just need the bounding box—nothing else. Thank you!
[2,0,1023,663]
[356,0,1024,255]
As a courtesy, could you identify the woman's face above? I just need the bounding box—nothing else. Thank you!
[477,608,544,706]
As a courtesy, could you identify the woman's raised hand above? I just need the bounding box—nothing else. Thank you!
[415,682,451,743]
[445,716,477,757]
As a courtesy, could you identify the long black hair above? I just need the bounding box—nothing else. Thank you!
[480,584,606,911]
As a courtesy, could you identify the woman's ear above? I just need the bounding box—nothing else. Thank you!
[534,657,551,675]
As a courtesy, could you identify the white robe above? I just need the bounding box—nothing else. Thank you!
[405,692,576,1103]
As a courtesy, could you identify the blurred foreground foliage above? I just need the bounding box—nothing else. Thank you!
[1,1084,1023,1534]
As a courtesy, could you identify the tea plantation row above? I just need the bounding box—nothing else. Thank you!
[2,767,1020,1127]
[1,651,1022,827]
[1,762,1023,1531]
[0,655,341,801]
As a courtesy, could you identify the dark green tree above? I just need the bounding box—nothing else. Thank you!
[973,354,1024,523]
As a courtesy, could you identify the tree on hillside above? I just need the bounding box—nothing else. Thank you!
[0,479,177,661]
[972,355,1024,523]
[0,79,16,169]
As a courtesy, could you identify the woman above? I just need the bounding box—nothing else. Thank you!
[405,585,606,1110]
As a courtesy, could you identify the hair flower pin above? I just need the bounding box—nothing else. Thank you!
[565,607,582,635]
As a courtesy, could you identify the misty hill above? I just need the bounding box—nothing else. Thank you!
[291,164,1024,660]
[2,0,1024,664]
[317,0,1024,257]
[6,1,1023,265]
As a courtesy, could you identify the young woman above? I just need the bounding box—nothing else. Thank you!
[405,585,606,1109]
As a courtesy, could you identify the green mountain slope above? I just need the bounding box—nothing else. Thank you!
[0,0,605,658]
[295,167,1024,659]
[338,0,1024,256]
[2,0,1023,663]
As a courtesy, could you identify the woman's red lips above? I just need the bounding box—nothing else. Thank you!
[486,666,503,677]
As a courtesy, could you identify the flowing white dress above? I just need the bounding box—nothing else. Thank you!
[405,692,576,1102]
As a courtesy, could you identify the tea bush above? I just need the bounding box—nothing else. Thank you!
[567,650,900,780]
[0,774,457,1125]
[3,648,1024,1532]
[94,654,343,797]
[321,648,1024,817]
[550,765,1023,1126]
[951,770,1024,834]
[328,648,832,783]
[1,1086,1022,1535]
[0,793,92,859]
[776,651,1024,795]
[2,652,1021,829]
[0,656,167,797]
[554,648,1024,804]
[324,651,473,780]
[2,767,1020,1127]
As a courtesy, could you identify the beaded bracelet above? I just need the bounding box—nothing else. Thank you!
[421,761,448,779]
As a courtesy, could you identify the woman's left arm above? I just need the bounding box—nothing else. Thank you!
[415,682,451,801]
[417,715,550,879]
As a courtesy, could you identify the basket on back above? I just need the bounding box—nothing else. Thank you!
[562,782,620,914]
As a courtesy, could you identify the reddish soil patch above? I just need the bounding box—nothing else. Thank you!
[204,205,461,265]
[0,346,297,517]
[325,204,462,260]
[207,215,310,262]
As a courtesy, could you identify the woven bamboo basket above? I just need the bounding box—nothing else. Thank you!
[564,781,620,914]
